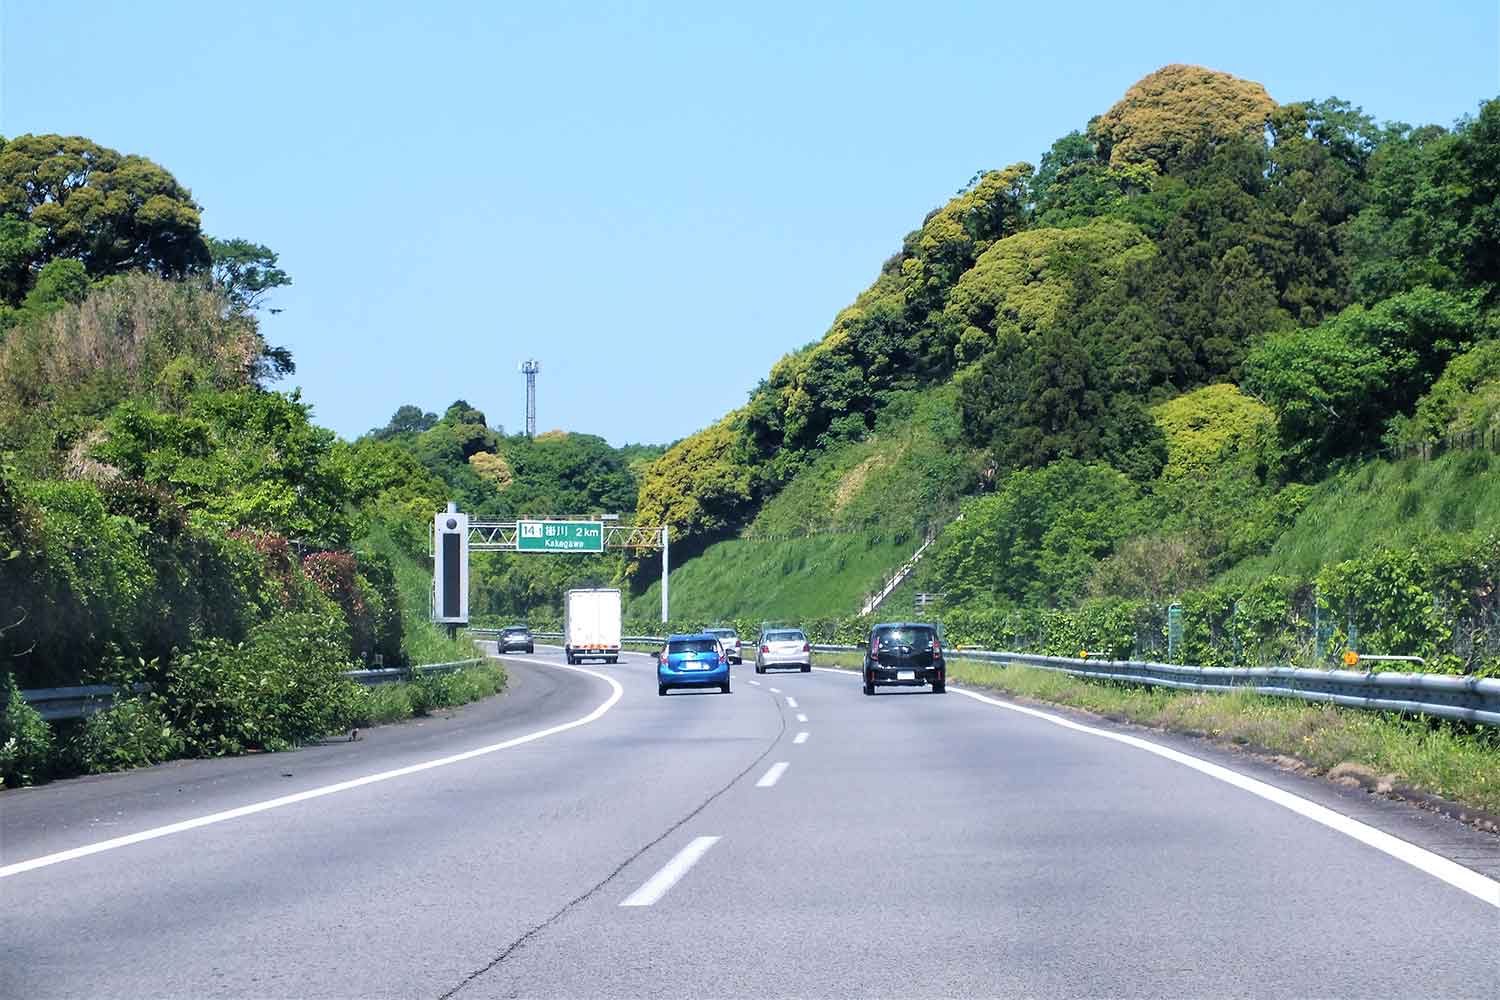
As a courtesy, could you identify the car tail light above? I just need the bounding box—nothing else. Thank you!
[933,641,943,657]
[761,645,770,654]
[720,652,728,665]
[802,642,810,653]
[659,653,668,666]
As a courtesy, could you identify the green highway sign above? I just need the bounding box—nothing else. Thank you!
[518,520,604,553]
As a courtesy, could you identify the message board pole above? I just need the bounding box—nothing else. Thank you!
[661,525,670,623]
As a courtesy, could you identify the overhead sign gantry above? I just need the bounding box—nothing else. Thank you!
[433,506,671,626]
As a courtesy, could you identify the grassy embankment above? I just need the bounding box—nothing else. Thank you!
[628,394,977,621]
[817,651,1500,815]
[1223,450,1500,583]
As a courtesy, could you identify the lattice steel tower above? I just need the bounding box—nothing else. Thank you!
[519,359,540,438]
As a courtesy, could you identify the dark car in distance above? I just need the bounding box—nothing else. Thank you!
[498,625,535,654]
[862,622,944,695]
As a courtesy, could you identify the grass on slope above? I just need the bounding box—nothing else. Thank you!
[627,532,915,620]
[818,652,1500,815]
[629,389,979,622]
[749,387,979,539]
[1224,450,1500,583]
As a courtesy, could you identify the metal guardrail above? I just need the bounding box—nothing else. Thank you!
[810,645,1500,727]
[19,658,489,721]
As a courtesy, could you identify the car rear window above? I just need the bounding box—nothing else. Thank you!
[874,627,935,650]
[765,630,805,642]
[504,628,527,635]
[707,629,736,638]
[669,639,720,653]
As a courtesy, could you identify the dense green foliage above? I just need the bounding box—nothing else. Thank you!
[357,400,660,620]
[0,133,513,785]
[629,66,1500,683]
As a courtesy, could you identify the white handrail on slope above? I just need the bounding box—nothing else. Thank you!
[859,514,961,617]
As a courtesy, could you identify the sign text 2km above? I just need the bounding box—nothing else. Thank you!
[518,520,604,553]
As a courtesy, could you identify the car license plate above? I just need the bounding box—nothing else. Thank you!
[897,670,915,681]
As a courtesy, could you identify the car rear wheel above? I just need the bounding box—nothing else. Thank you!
[720,681,731,694]
[755,663,765,674]
[606,655,618,664]
[801,664,811,672]
[863,673,875,696]
[527,644,534,654]
[658,684,667,697]
[932,678,946,694]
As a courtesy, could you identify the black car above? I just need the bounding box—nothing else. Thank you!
[497,625,534,654]
[862,622,945,695]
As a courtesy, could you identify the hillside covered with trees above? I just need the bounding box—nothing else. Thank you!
[0,135,517,783]
[633,65,1500,672]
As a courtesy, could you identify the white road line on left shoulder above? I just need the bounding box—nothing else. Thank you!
[810,665,1500,909]
[1,656,625,881]
[793,732,809,744]
[756,762,790,788]
[769,687,781,693]
[750,680,761,685]
[785,696,799,708]
[796,713,808,723]
[619,836,721,907]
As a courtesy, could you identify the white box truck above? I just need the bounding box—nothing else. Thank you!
[564,588,621,664]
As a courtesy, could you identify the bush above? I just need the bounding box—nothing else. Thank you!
[70,697,184,774]
[155,611,361,755]
[1,671,54,787]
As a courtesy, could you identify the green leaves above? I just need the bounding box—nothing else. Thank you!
[206,237,290,313]
[0,134,210,298]
[924,461,1146,608]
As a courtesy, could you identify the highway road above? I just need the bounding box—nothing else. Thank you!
[4,646,1498,998]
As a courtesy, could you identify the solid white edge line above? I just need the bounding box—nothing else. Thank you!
[756,761,790,788]
[811,666,1500,909]
[1,656,625,880]
[619,835,721,907]
[793,732,809,744]
[795,713,808,723]
[785,696,799,708]
[750,680,760,685]
[769,687,781,693]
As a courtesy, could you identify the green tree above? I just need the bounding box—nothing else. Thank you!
[369,404,439,440]
[1091,64,1277,172]
[923,461,1144,607]
[1242,322,1389,471]
[0,134,209,290]
[941,218,1154,365]
[207,237,291,313]
[0,216,42,307]
[634,418,753,563]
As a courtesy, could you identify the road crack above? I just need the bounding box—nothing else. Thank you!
[436,690,788,999]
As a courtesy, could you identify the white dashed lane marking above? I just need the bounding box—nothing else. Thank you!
[756,762,790,788]
[619,836,721,907]
[793,732,809,744]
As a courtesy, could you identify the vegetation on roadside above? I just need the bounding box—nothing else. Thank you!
[611,66,1500,687]
[0,134,511,787]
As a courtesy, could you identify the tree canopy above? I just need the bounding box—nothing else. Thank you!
[1092,64,1277,171]
[0,134,210,295]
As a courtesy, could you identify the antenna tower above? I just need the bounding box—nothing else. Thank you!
[519,359,540,437]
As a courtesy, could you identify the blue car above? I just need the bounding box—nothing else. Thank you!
[658,633,732,696]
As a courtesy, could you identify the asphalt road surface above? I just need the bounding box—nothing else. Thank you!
[4,646,1498,999]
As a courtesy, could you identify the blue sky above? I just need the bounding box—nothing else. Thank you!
[2,1,1496,446]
